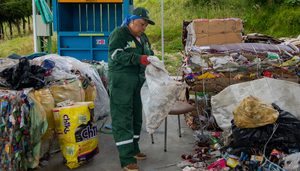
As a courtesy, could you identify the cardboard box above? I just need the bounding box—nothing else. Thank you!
[193,19,243,46]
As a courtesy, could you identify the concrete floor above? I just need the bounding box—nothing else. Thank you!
[41,114,196,171]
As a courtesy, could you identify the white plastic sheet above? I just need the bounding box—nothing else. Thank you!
[141,56,186,134]
[211,77,300,132]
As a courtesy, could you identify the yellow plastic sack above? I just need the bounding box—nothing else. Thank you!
[50,79,85,106]
[81,79,97,103]
[53,102,98,169]
[198,72,216,80]
[34,88,55,141]
[281,56,300,67]
[232,95,279,129]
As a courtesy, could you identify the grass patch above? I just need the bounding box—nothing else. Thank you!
[0,34,58,58]
[136,0,300,42]
[0,35,34,58]
[154,51,183,75]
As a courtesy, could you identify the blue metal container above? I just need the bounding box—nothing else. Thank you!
[52,0,132,62]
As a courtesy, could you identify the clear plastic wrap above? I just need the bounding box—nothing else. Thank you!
[45,67,78,83]
[34,54,110,120]
[34,88,55,140]
[0,58,20,72]
[50,79,85,105]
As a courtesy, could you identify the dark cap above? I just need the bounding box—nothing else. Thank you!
[131,7,155,25]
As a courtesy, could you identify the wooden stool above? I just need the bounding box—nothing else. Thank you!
[151,101,195,151]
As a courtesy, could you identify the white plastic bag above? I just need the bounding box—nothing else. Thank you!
[283,152,300,171]
[141,56,186,134]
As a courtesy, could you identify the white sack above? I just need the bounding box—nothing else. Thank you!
[211,77,300,132]
[141,56,186,134]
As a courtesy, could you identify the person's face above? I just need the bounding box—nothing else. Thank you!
[129,18,149,37]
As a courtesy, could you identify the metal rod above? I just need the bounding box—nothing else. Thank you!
[100,4,102,32]
[32,0,38,52]
[195,91,205,141]
[79,4,81,31]
[151,134,154,144]
[108,4,110,31]
[164,117,167,152]
[86,4,88,30]
[178,115,181,137]
[93,4,95,31]
[161,0,164,62]
[201,55,207,108]
[230,67,232,85]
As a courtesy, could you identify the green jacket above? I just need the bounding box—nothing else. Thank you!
[107,25,154,75]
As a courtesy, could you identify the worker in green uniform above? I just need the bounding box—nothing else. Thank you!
[107,7,155,171]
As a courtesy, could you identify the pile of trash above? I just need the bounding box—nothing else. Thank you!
[0,91,41,170]
[179,21,300,170]
[178,95,300,171]
[0,54,110,170]
[242,33,283,44]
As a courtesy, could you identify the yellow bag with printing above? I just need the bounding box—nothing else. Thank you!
[53,102,98,169]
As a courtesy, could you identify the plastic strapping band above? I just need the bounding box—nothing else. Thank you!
[250,44,258,57]
[250,44,260,79]
[236,43,243,55]
[275,45,281,54]
[198,46,202,55]
[223,45,229,55]
[288,43,299,54]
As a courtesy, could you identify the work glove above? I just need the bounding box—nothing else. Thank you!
[140,55,149,66]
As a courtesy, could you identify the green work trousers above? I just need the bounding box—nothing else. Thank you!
[108,72,143,167]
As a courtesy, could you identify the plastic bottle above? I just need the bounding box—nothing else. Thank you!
[13,158,19,171]
[188,158,203,163]
[9,128,13,144]
[26,151,34,163]
[181,154,192,160]
[193,162,205,168]
[209,136,221,150]
[1,96,9,119]
[8,157,13,171]
[177,160,192,168]
[227,158,240,168]
[14,130,21,143]
[19,104,27,128]
[39,160,49,167]
[10,96,18,114]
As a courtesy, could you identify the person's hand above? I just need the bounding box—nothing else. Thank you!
[140,55,149,66]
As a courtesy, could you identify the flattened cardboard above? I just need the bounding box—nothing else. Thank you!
[193,19,243,45]
[225,20,243,32]
[194,21,209,34]
[195,33,209,45]
[208,20,226,33]
[208,33,226,45]
[225,33,242,44]
[195,33,241,46]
